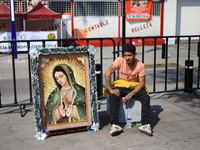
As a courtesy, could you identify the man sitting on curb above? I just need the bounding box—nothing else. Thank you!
[104,43,152,136]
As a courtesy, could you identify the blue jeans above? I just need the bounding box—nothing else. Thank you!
[109,87,150,125]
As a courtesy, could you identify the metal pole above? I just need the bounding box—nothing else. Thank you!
[160,0,164,36]
[184,60,193,92]
[61,18,63,46]
[9,0,17,59]
[71,0,74,39]
[118,0,121,40]
[162,43,166,59]
[122,0,126,46]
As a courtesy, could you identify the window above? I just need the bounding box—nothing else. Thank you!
[152,2,161,16]
[74,2,118,16]
[49,1,71,14]
[1,0,27,13]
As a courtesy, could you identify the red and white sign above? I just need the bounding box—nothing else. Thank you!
[125,0,152,21]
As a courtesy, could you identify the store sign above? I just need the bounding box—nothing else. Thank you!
[131,22,152,33]
[125,0,153,21]
[87,20,109,33]
[0,31,57,52]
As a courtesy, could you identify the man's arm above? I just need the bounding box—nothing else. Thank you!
[123,76,146,105]
[105,65,120,96]
[105,65,116,91]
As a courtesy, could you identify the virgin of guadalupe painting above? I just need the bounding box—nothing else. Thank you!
[40,53,92,131]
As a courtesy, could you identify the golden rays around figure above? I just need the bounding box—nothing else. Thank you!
[41,56,86,105]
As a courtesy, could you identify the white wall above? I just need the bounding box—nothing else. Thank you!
[163,0,177,44]
[126,16,160,37]
[163,0,200,44]
[73,16,160,38]
[74,16,118,38]
[176,0,200,36]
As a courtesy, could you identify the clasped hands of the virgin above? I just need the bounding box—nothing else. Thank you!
[61,95,70,110]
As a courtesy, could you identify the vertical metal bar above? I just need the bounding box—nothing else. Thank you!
[42,41,45,48]
[176,37,180,90]
[71,0,74,39]
[0,81,1,107]
[100,39,103,96]
[27,41,32,103]
[115,43,118,61]
[197,41,200,88]
[162,43,166,59]
[188,37,191,61]
[58,41,61,47]
[115,39,121,81]
[118,0,121,40]
[100,39,103,67]
[117,39,120,57]
[129,38,132,44]
[112,39,116,58]
[113,39,116,81]
[11,42,17,104]
[160,0,164,36]
[122,0,126,45]
[198,57,200,88]
[153,38,157,92]
[72,40,75,46]
[186,37,191,91]
[0,47,1,107]
[165,37,168,91]
[142,38,144,63]
[198,41,200,57]
[86,39,89,46]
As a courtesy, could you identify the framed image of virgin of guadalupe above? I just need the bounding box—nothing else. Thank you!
[29,46,99,140]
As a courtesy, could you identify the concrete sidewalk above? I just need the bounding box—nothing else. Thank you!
[1,44,200,149]
[1,91,200,150]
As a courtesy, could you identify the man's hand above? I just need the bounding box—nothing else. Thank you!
[110,89,120,97]
[123,93,132,105]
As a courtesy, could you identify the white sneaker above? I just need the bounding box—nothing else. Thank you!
[110,124,122,136]
[139,124,152,136]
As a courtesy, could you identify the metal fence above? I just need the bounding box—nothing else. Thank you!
[0,38,115,116]
[0,35,200,116]
[117,35,200,94]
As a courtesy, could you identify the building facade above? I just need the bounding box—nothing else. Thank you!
[0,0,199,45]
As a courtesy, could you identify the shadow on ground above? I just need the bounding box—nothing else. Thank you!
[150,105,164,129]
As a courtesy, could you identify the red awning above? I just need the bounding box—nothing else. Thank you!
[0,2,23,18]
[23,2,62,20]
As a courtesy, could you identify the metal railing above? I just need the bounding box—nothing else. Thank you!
[117,35,200,94]
[0,35,200,116]
[0,38,115,116]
